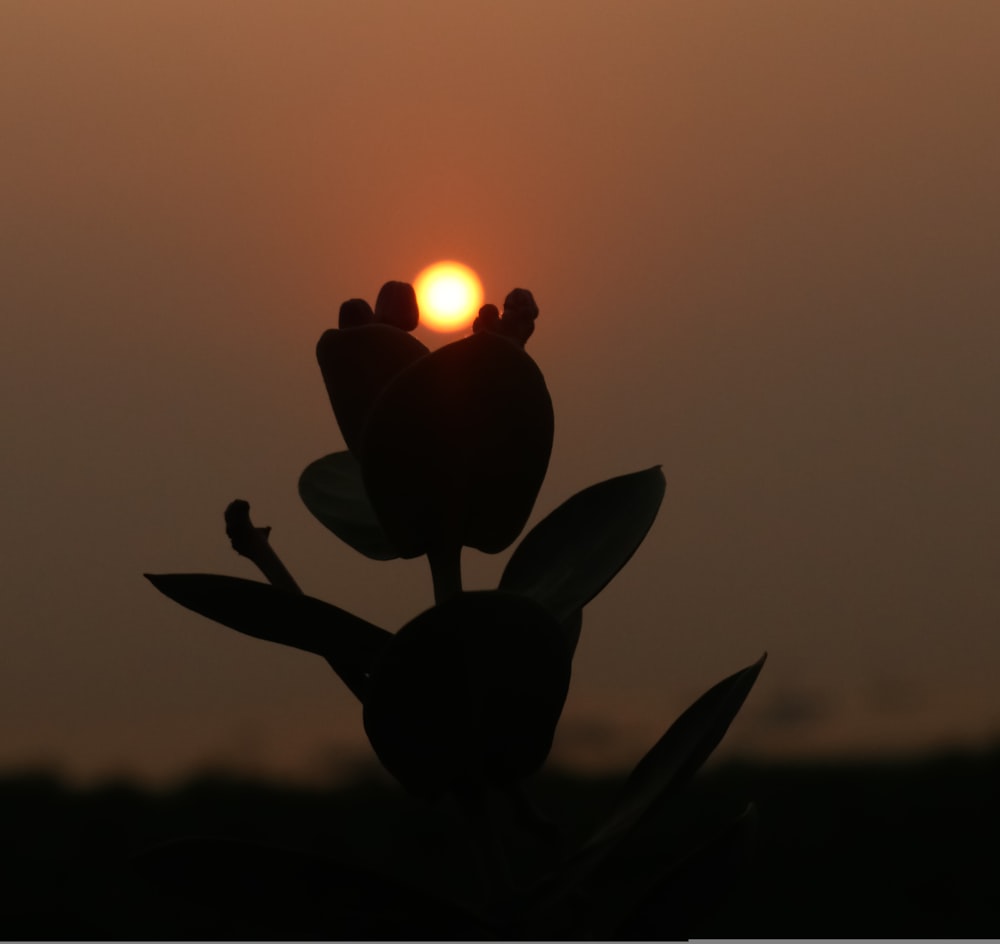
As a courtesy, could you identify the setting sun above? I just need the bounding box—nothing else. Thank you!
[413,261,484,333]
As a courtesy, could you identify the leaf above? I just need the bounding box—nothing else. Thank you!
[587,653,766,848]
[499,467,666,623]
[361,332,553,558]
[614,804,759,939]
[133,837,492,939]
[520,655,765,937]
[527,803,759,940]
[560,608,583,657]
[298,451,399,560]
[144,573,391,700]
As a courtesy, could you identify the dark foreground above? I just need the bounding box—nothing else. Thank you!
[2,747,999,939]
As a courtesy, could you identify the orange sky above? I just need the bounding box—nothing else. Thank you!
[3,1,999,784]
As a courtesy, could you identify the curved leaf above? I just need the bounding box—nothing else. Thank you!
[526,802,759,940]
[499,466,666,622]
[144,573,391,700]
[614,804,759,939]
[521,657,764,937]
[560,608,583,657]
[298,451,399,560]
[587,653,766,849]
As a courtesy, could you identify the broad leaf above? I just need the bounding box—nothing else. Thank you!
[145,573,391,700]
[499,467,665,623]
[299,451,399,560]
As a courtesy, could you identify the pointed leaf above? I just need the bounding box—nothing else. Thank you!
[145,573,391,700]
[525,803,759,940]
[521,659,764,937]
[499,467,665,623]
[587,653,766,848]
[560,608,583,657]
[614,804,759,939]
[299,451,399,560]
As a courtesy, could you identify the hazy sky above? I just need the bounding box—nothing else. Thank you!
[3,1,999,783]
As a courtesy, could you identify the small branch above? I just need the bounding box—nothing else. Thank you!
[224,500,301,594]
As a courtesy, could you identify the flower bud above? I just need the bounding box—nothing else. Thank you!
[502,288,539,323]
[500,288,538,345]
[472,303,500,334]
[374,281,419,332]
[363,591,571,797]
[338,298,374,329]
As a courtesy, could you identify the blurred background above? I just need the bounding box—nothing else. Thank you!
[3,1,999,788]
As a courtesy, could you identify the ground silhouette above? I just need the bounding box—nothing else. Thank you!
[2,747,998,938]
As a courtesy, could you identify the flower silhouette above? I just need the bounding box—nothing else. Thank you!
[312,282,553,565]
[143,276,763,939]
[307,282,565,794]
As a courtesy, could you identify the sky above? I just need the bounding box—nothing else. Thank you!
[3,1,999,785]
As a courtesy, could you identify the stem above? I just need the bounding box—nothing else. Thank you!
[455,786,514,904]
[428,544,463,604]
[504,781,566,847]
[224,500,301,594]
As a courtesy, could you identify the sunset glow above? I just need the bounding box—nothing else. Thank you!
[414,261,484,332]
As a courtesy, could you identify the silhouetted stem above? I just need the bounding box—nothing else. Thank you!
[428,545,462,604]
[224,500,301,594]
[504,782,566,847]
[455,787,514,903]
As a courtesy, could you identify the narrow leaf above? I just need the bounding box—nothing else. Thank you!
[499,467,665,622]
[525,803,759,940]
[145,573,391,700]
[299,451,399,560]
[614,804,759,939]
[587,653,766,848]
[521,659,764,937]
[560,608,583,657]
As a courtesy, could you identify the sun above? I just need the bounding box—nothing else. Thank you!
[413,261,484,333]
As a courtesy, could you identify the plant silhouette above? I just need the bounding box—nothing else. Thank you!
[144,282,765,939]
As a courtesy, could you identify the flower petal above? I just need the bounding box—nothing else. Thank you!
[360,332,553,558]
[316,325,429,454]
